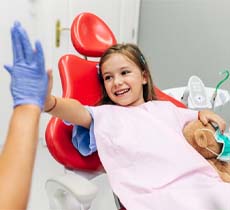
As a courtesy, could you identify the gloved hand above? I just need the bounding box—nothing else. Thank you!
[4,21,48,110]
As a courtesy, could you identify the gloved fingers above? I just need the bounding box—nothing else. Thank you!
[16,23,34,64]
[35,41,45,73]
[11,24,24,64]
[3,65,13,75]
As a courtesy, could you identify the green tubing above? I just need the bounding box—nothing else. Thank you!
[215,69,229,91]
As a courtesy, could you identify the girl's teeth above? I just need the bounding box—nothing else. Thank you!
[115,89,129,95]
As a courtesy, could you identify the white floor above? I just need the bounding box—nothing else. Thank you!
[27,140,117,210]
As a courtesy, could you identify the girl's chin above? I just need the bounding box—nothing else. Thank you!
[115,100,133,107]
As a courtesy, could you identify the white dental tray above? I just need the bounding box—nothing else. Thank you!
[163,86,230,110]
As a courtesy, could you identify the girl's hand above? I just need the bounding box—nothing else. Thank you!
[199,109,226,132]
[44,70,54,112]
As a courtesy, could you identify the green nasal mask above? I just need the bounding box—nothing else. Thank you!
[214,129,230,162]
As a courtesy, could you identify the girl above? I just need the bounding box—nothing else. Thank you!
[45,43,229,210]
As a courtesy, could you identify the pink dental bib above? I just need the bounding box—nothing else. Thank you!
[89,101,230,210]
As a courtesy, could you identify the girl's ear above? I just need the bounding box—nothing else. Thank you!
[142,70,148,84]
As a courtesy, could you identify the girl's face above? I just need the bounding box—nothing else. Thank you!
[101,53,147,106]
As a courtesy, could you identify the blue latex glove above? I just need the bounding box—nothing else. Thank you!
[4,21,48,110]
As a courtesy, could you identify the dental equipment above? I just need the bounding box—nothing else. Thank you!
[180,87,189,107]
[211,70,229,109]
[187,75,211,109]
[163,73,230,110]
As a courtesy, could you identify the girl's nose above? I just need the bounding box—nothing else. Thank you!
[113,75,123,86]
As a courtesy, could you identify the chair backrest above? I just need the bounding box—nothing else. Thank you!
[45,56,102,170]
[71,12,117,57]
[45,12,186,171]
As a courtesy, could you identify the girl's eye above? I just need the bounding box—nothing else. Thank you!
[121,70,130,75]
[104,75,112,81]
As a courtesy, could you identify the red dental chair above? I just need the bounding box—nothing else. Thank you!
[45,12,186,210]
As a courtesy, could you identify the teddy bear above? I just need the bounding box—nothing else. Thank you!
[183,120,230,182]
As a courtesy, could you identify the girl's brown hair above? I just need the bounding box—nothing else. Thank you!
[97,43,157,105]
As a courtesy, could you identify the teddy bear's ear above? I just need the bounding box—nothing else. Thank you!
[194,130,208,148]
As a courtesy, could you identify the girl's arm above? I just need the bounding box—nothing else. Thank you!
[44,71,92,129]
[199,109,226,132]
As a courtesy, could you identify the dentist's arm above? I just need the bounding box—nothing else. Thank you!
[0,21,48,209]
[0,105,41,210]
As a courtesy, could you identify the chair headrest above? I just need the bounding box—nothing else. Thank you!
[71,12,117,57]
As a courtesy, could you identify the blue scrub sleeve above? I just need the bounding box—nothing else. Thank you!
[63,106,97,156]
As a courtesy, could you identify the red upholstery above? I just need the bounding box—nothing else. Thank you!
[45,117,101,170]
[45,55,102,170]
[71,12,117,57]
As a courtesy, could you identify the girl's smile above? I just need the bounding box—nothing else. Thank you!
[114,88,130,96]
